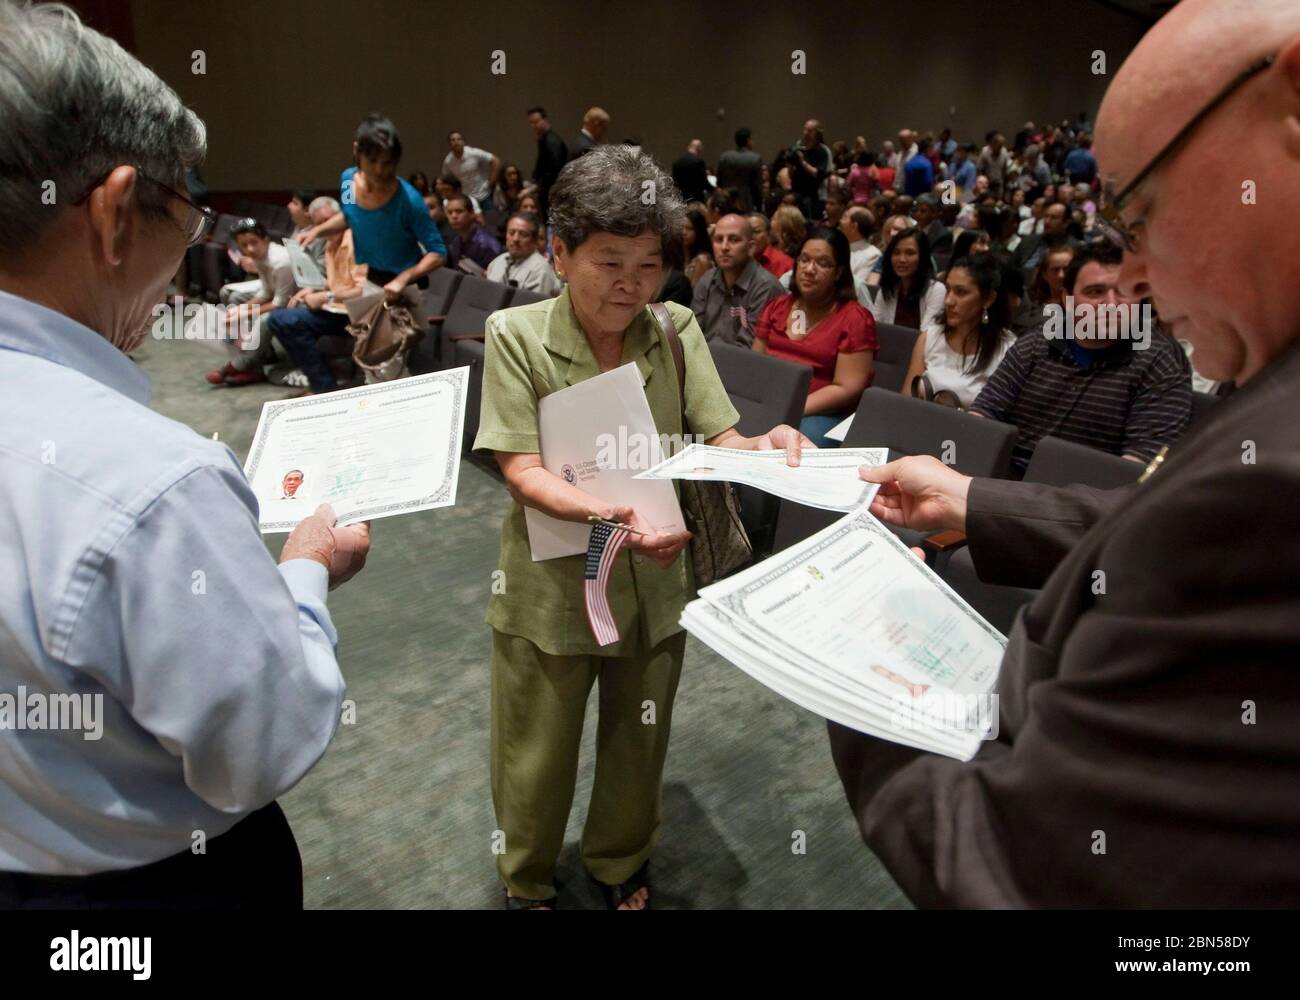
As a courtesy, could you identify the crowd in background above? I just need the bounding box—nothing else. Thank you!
[199,106,1199,472]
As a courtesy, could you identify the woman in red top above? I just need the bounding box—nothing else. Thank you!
[752,226,877,447]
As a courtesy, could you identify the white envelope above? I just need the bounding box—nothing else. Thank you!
[525,362,687,560]
[282,237,325,289]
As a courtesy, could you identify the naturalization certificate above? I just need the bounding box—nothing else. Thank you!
[636,443,889,512]
[243,369,469,533]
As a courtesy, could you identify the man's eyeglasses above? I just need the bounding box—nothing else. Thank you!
[1096,53,1274,253]
[72,167,217,246]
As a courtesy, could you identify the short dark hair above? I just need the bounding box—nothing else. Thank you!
[1064,239,1123,293]
[447,130,463,142]
[290,189,315,208]
[526,106,547,118]
[735,127,752,147]
[507,210,542,239]
[355,113,402,163]
[445,193,473,213]
[438,172,463,191]
[825,188,850,207]
[796,226,857,304]
[231,217,267,239]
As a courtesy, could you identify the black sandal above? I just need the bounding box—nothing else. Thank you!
[503,890,557,910]
[593,862,651,910]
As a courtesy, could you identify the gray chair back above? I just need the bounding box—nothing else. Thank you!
[443,275,511,339]
[843,388,1017,478]
[506,287,549,308]
[454,338,486,455]
[1023,435,1144,490]
[708,342,811,437]
[408,268,463,374]
[872,322,921,393]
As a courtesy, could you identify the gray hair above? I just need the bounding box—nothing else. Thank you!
[308,196,341,216]
[547,145,685,257]
[0,1,206,254]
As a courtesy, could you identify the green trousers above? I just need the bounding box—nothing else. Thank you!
[490,627,687,901]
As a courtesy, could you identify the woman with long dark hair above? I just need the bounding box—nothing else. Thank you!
[753,227,877,446]
[868,226,946,332]
[901,252,1016,407]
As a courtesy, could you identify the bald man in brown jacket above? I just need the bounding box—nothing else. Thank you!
[833,0,1300,908]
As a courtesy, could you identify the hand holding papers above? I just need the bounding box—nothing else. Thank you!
[636,443,889,512]
[681,506,1006,760]
[244,370,469,532]
[525,362,686,560]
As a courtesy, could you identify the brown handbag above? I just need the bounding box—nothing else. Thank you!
[648,303,752,586]
[347,291,424,381]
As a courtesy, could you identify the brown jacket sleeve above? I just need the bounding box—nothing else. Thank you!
[964,478,1136,589]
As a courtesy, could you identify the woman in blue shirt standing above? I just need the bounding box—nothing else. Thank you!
[299,114,446,301]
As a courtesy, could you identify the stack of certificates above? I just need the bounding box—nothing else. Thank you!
[680,506,1007,761]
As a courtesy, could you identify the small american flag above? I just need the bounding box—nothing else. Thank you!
[584,521,632,646]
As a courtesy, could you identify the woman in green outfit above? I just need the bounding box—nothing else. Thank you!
[475,145,810,910]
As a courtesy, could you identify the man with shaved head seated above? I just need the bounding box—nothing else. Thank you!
[833,0,1300,907]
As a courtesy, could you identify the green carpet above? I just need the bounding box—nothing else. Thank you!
[134,330,909,910]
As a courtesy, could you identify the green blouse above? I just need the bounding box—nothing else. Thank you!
[474,288,740,656]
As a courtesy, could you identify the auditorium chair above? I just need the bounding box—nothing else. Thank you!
[871,322,922,393]
[435,275,511,365]
[188,213,241,300]
[407,268,463,373]
[934,434,1144,634]
[453,338,486,455]
[708,342,812,555]
[771,388,1017,552]
[505,287,550,308]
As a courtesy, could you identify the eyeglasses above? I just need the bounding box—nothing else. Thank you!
[1096,53,1274,253]
[72,167,217,246]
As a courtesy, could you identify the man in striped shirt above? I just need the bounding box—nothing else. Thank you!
[970,241,1192,477]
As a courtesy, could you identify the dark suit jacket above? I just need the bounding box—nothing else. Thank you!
[716,148,762,212]
[830,335,1300,907]
[569,131,596,161]
[532,129,569,212]
[671,153,712,203]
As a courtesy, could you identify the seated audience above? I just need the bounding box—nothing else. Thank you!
[970,241,1193,477]
[912,193,952,256]
[840,207,880,285]
[753,227,877,447]
[493,162,526,213]
[748,211,794,279]
[683,207,714,286]
[691,213,783,346]
[1013,201,1079,282]
[287,189,327,271]
[445,193,503,274]
[770,204,807,257]
[868,227,946,332]
[206,217,297,387]
[265,201,370,396]
[435,171,484,219]
[901,252,1016,407]
[484,211,562,295]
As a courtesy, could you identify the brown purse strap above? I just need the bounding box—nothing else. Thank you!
[648,302,687,422]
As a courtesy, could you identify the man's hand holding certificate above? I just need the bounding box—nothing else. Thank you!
[680,455,1001,760]
[244,369,469,532]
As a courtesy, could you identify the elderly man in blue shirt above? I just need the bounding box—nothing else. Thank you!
[0,1,370,909]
